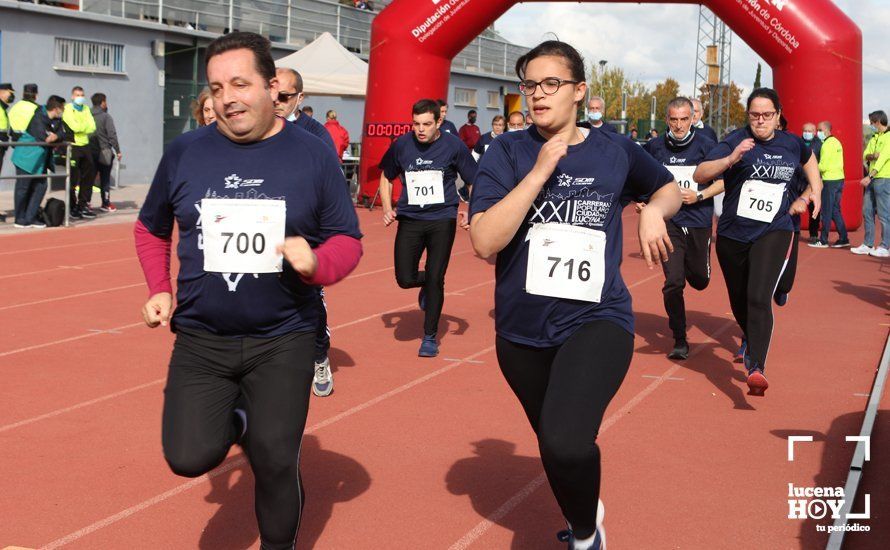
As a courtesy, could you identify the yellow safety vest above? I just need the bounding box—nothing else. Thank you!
[8,101,39,133]
[0,104,9,133]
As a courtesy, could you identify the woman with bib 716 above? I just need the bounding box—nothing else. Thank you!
[469,41,681,550]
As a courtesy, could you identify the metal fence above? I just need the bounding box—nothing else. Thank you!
[0,141,74,227]
[75,0,521,75]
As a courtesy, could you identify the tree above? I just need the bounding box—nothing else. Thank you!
[698,81,748,132]
[652,78,681,119]
[753,63,762,89]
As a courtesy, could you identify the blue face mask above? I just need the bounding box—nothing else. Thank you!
[871,125,878,132]
[816,130,827,141]
[73,96,86,107]
[802,131,814,141]
[588,111,603,122]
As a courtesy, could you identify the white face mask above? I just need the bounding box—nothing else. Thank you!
[508,127,524,132]
[802,131,814,141]
[816,130,827,141]
[694,120,704,129]
[286,112,297,122]
[588,111,603,122]
[671,129,691,141]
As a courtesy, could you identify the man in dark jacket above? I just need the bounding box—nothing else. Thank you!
[90,93,122,212]
[10,93,65,228]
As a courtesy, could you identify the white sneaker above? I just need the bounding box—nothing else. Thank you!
[869,246,890,258]
[312,357,334,397]
[850,244,874,255]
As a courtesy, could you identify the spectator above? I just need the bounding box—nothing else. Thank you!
[90,93,122,212]
[649,128,659,140]
[353,0,373,9]
[800,122,823,243]
[301,105,314,118]
[690,98,718,142]
[580,95,617,133]
[437,99,458,135]
[324,109,350,159]
[0,83,14,178]
[191,87,216,126]
[854,110,890,257]
[808,120,848,248]
[524,111,533,126]
[9,90,64,228]
[473,114,505,160]
[63,85,97,219]
[458,109,481,149]
[507,110,525,132]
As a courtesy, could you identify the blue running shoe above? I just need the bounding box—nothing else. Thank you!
[418,334,438,357]
[734,339,747,364]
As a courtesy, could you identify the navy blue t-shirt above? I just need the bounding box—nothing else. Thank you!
[470,127,674,345]
[473,131,499,158]
[705,127,811,243]
[440,119,458,136]
[379,131,477,221]
[293,113,336,153]
[138,122,362,337]
[643,133,717,228]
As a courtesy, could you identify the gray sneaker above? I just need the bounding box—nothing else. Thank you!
[312,357,334,397]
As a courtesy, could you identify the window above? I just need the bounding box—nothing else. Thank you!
[54,38,125,74]
[454,87,477,108]
[487,90,500,109]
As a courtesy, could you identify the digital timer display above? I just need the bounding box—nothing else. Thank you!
[365,122,412,138]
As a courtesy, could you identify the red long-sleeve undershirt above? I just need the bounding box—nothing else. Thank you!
[134,220,362,295]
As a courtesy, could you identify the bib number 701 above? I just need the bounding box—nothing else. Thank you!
[547,256,592,281]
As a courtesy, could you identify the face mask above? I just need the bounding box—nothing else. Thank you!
[286,112,297,122]
[508,127,524,132]
[588,111,603,122]
[73,96,86,106]
[5,93,14,103]
[694,120,704,129]
[802,131,814,141]
[870,125,878,132]
[816,131,826,141]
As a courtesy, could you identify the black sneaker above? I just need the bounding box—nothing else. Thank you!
[830,240,851,248]
[807,241,829,248]
[668,339,689,360]
[69,208,83,219]
[80,207,97,219]
[807,236,819,245]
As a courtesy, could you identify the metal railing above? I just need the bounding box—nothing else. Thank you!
[1,141,74,227]
[73,0,522,75]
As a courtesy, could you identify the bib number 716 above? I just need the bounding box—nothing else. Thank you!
[526,223,606,303]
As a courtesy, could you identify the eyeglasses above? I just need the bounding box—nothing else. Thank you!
[747,111,777,121]
[518,78,579,97]
[277,91,300,103]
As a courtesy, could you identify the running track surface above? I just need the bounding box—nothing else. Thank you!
[1,207,887,550]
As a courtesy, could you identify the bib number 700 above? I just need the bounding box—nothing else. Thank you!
[222,232,266,255]
[547,256,592,281]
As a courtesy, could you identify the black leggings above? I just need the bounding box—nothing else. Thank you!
[495,320,634,539]
[661,222,711,340]
[393,217,457,336]
[70,145,96,208]
[716,230,793,370]
[162,329,315,550]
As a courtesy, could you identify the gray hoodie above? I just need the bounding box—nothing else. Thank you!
[90,105,120,161]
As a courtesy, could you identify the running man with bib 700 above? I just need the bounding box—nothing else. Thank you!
[470,41,681,550]
[378,99,476,358]
[135,32,362,549]
[694,87,821,396]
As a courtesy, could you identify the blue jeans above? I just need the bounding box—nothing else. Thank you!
[820,179,848,243]
[864,178,890,248]
[14,167,47,225]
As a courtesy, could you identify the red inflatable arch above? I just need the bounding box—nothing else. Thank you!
[360,0,863,229]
